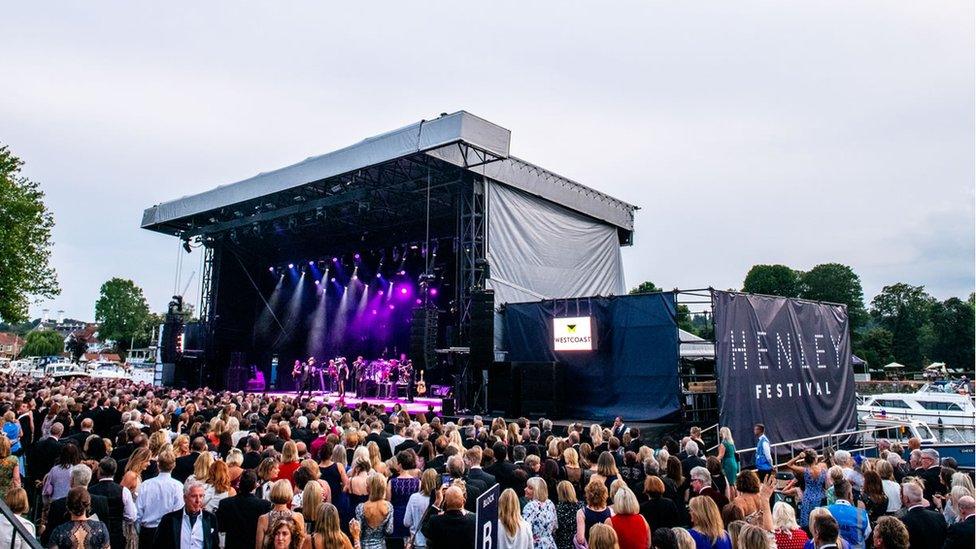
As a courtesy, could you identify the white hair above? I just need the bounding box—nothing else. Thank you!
[902,481,923,505]
[70,464,92,487]
[833,450,851,466]
[690,466,711,485]
[685,440,699,456]
[184,480,206,495]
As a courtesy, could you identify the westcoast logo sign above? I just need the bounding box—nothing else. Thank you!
[553,317,594,351]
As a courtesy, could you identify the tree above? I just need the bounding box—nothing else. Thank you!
[65,333,88,363]
[800,263,867,332]
[94,278,150,354]
[870,283,937,368]
[742,265,801,297]
[928,297,975,370]
[629,281,661,294]
[19,329,63,357]
[857,327,894,369]
[134,312,165,348]
[0,145,59,322]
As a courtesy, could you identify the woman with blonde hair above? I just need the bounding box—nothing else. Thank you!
[671,528,696,549]
[771,501,808,549]
[173,434,191,457]
[688,496,731,548]
[347,456,372,509]
[736,524,771,549]
[205,460,237,513]
[555,481,583,549]
[593,452,620,492]
[366,442,388,477]
[606,488,649,549]
[226,447,245,489]
[404,469,439,549]
[716,427,739,487]
[523,476,557,549]
[355,474,393,549]
[186,450,214,486]
[0,487,34,549]
[301,480,325,531]
[498,488,533,548]
[590,424,604,449]
[259,458,282,501]
[588,523,619,549]
[307,502,359,549]
[278,440,302,488]
[257,480,307,548]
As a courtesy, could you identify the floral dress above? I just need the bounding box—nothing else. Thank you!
[800,468,826,527]
[522,499,557,549]
[0,456,17,496]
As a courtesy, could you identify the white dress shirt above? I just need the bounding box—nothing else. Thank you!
[97,477,138,522]
[137,472,184,528]
[180,510,205,549]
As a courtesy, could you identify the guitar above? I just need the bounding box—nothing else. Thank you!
[415,370,426,396]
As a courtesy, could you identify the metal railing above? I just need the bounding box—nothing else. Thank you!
[734,424,908,469]
[0,498,41,549]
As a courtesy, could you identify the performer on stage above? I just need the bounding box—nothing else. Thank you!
[352,356,366,397]
[336,357,349,399]
[293,358,313,401]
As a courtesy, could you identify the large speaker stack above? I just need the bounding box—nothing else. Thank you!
[469,289,494,369]
[488,361,565,419]
[225,352,248,391]
[410,307,438,370]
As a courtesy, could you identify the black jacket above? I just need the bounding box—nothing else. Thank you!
[467,467,496,490]
[900,505,948,549]
[422,509,476,549]
[87,479,126,549]
[485,460,519,491]
[216,493,272,549]
[944,514,974,549]
[365,432,392,461]
[28,436,63,481]
[154,509,220,549]
[42,493,111,545]
[173,451,201,483]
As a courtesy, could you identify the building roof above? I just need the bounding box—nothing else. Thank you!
[0,333,24,347]
[142,111,637,236]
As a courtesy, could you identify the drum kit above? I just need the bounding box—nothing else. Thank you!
[358,357,414,398]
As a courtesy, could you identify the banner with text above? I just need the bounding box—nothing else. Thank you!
[713,291,855,461]
[476,484,500,549]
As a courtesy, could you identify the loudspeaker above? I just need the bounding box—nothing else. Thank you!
[488,361,519,416]
[470,290,494,369]
[410,307,438,370]
[514,361,565,418]
[441,398,455,416]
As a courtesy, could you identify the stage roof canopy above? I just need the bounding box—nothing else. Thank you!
[142,111,637,239]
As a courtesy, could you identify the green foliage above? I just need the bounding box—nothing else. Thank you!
[65,333,88,363]
[0,145,59,323]
[927,297,975,370]
[800,263,867,332]
[742,265,801,297]
[870,284,937,368]
[94,278,150,353]
[629,281,661,294]
[19,330,63,357]
[134,312,165,348]
[857,327,894,368]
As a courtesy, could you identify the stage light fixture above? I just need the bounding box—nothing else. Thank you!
[308,261,314,266]
[354,253,361,260]
[376,273,382,278]
[332,257,338,262]
[268,267,274,272]
[429,288,439,296]
[314,280,320,285]
[400,288,408,295]
[288,263,294,269]
[415,298,423,305]
[330,277,336,282]
[389,304,395,310]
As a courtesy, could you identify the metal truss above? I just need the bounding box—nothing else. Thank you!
[457,173,487,342]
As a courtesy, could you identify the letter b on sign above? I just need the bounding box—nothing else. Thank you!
[482,522,492,549]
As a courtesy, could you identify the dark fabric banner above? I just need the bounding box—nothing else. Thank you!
[501,293,680,420]
[713,291,856,459]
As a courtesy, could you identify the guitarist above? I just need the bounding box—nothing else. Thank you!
[294,357,314,401]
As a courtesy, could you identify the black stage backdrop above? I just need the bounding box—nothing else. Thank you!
[713,291,856,460]
[501,293,680,420]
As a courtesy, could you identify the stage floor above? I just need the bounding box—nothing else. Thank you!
[265,391,442,414]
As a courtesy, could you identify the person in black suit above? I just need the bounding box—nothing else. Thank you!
[29,422,65,484]
[95,398,122,439]
[155,482,220,549]
[943,495,974,549]
[680,440,706,480]
[241,436,263,470]
[41,465,111,546]
[611,417,627,440]
[918,449,946,502]
[421,486,476,549]
[87,458,130,549]
[425,436,449,473]
[899,481,947,549]
[394,427,421,456]
[464,446,496,488]
[64,418,96,447]
[364,421,393,461]
[446,456,485,512]
[216,471,272,549]
[173,436,207,483]
[485,442,518,491]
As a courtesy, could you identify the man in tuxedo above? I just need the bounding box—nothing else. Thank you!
[88,458,133,549]
[95,397,122,439]
[425,436,449,473]
[364,421,393,461]
[611,416,627,440]
[626,428,643,453]
[680,441,706,479]
[918,449,946,502]
[394,426,421,456]
[173,436,207,483]
[30,422,65,485]
[216,471,272,549]
[41,465,111,546]
[241,436,263,470]
[899,481,947,549]
[464,446,496,489]
[155,481,220,549]
[944,495,974,549]
[688,467,728,510]
[446,456,485,512]
[485,442,518,491]
[65,418,96,447]
[421,486,476,549]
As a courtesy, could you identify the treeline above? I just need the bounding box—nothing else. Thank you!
[630,263,975,371]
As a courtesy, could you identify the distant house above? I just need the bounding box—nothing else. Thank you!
[0,333,25,360]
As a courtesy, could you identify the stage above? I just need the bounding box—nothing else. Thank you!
[265,391,443,415]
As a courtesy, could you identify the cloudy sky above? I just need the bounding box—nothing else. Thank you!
[3,2,973,321]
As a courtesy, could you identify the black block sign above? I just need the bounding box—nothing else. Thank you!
[712,291,856,459]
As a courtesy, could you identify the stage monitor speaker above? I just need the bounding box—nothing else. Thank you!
[514,361,565,419]
[441,398,455,416]
[469,289,494,370]
[410,307,438,370]
[488,361,520,416]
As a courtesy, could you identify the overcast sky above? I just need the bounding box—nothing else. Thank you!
[3,1,973,321]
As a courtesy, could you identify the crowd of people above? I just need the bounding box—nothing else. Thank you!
[0,374,970,549]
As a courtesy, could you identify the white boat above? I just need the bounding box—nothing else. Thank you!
[32,361,90,380]
[857,381,976,428]
[858,415,975,469]
[90,362,130,380]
